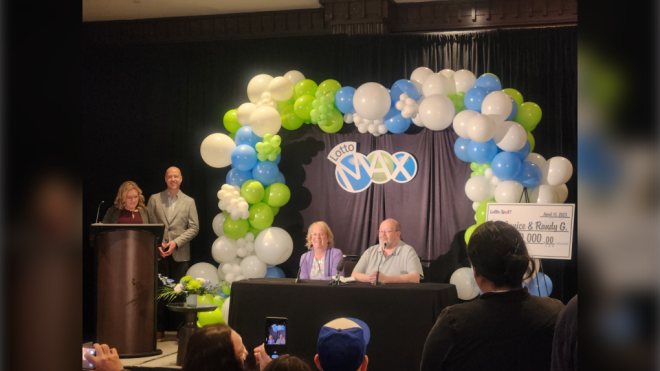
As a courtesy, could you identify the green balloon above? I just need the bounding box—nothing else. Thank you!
[241,180,265,204]
[280,105,303,131]
[271,135,281,147]
[317,79,342,96]
[212,295,225,307]
[277,100,295,111]
[465,224,479,244]
[198,307,224,327]
[223,109,241,134]
[294,79,318,99]
[248,202,274,230]
[198,294,215,304]
[448,93,466,114]
[502,88,524,108]
[262,183,291,207]
[513,102,542,131]
[221,285,231,296]
[229,132,235,141]
[470,162,479,171]
[320,108,344,133]
[271,206,280,216]
[310,109,320,120]
[294,95,316,121]
[248,226,262,238]
[527,131,535,152]
[255,142,265,152]
[223,217,249,239]
[476,200,496,224]
[222,209,230,217]
[257,153,268,162]
[268,153,278,162]
[263,134,273,143]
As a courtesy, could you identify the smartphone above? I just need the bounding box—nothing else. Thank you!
[82,347,96,370]
[264,317,287,358]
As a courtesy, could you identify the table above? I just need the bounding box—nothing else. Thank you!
[166,303,217,365]
[228,278,459,371]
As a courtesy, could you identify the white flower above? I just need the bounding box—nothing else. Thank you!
[174,284,183,294]
[197,277,207,284]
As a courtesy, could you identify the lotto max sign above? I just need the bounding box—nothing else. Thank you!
[327,142,418,193]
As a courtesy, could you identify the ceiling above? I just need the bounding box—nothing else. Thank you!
[82,0,436,22]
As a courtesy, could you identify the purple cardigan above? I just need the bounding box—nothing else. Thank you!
[299,247,344,280]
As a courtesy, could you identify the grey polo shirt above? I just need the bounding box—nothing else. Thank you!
[353,240,424,278]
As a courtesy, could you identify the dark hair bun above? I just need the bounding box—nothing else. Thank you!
[502,254,530,287]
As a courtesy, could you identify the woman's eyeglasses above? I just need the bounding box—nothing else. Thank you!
[310,233,327,237]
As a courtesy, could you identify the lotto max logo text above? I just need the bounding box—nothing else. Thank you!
[327,142,418,193]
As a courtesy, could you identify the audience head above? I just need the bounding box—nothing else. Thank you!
[165,166,183,191]
[467,221,535,289]
[263,355,311,371]
[378,219,401,247]
[113,181,145,211]
[305,221,335,250]
[316,318,370,371]
[182,323,247,371]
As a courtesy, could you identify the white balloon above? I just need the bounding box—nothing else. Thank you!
[439,69,455,78]
[395,101,405,111]
[212,213,227,237]
[236,247,247,257]
[422,74,453,97]
[452,110,479,139]
[186,263,219,286]
[353,114,363,125]
[241,211,250,219]
[236,238,247,248]
[200,134,236,168]
[254,227,294,266]
[472,201,480,211]
[465,175,495,202]
[267,77,294,101]
[235,275,245,281]
[529,184,559,203]
[525,153,547,169]
[554,184,569,203]
[493,121,527,152]
[222,297,231,323]
[494,180,524,203]
[467,114,496,143]
[410,67,434,95]
[368,124,377,134]
[450,267,480,300]
[218,200,227,210]
[418,94,455,131]
[237,103,256,126]
[238,202,249,212]
[224,273,236,284]
[232,265,243,276]
[453,69,477,93]
[344,113,354,124]
[211,236,238,263]
[353,82,392,120]
[217,257,242,280]
[230,210,240,220]
[240,255,268,278]
[250,106,281,137]
[247,74,274,103]
[357,123,369,133]
[540,157,574,186]
[411,112,424,127]
[245,232,255,242]
[284,70,305,86]
[484,168,494,180]
[377,124,388,134]
[481,91,513,123]
[222,264,233,274]
[491,176,502,186]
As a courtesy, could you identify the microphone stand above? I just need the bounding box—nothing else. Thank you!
[330,258,345,286]
[96,201,105,223]
[295,251,310,283]
[373,243,386,286]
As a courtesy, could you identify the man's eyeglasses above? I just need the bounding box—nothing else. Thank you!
[378,230,394,235]
[310,233,327,237]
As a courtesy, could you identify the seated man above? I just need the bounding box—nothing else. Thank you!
[351,219,424,283]
[276,334,286,344]
[315,318,370,371]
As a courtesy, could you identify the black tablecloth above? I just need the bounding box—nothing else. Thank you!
[228,278,459,371]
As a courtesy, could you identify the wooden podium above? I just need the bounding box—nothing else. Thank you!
[90,223,165,358]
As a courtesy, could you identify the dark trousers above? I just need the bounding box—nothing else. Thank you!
[157,255,190,332]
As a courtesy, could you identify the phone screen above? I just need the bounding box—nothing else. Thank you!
[82,347,96,369]
[264,317,287,358]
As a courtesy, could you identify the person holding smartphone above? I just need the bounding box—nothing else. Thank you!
[299,222,344,280]
[84,343,130,371]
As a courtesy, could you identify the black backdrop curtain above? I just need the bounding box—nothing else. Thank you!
[83,27,577,341]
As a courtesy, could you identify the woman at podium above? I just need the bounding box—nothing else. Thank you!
[299,221,344,280]
[102,181,152,224]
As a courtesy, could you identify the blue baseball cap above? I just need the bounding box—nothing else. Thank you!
[317,318,370,371]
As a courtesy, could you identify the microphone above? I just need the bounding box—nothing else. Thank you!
[295,250,311,283]
[96,201,105,223]
[330,258,345,286]
[373,243,386,286]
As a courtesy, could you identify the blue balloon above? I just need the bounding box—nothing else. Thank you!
[271,153,281,165]
[468,139,498,164]
[226,168,253,187]
[524,272,553,297]
[514,161,542,188]
[335,87,356,114]
[506,97,518,121]
[252,161,279,187]
[231,145,258,171]
[491,152,522,180]
[385,113,412,134]
[475,74,502,94]
[390,79,420,102]
[276,172,286,185]
[512,141,531,161]
[454,137,472,162]
[235,126,261,148]
[265,267,286,278]
[384,106,399,121]
[464,87,488,112]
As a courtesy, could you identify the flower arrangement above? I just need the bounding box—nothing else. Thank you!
[156,274,222,303]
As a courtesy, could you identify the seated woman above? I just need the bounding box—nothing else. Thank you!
[421,221,565,371]
[182,323,248,371]
[102,181,151,224]
[299,221,344,280]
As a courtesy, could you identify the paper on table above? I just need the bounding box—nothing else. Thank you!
[339,276,356,283]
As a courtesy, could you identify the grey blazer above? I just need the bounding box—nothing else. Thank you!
[146,190,199,262]
[101,206,151,224]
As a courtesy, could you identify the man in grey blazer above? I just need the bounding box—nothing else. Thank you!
[147,166,199,338]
